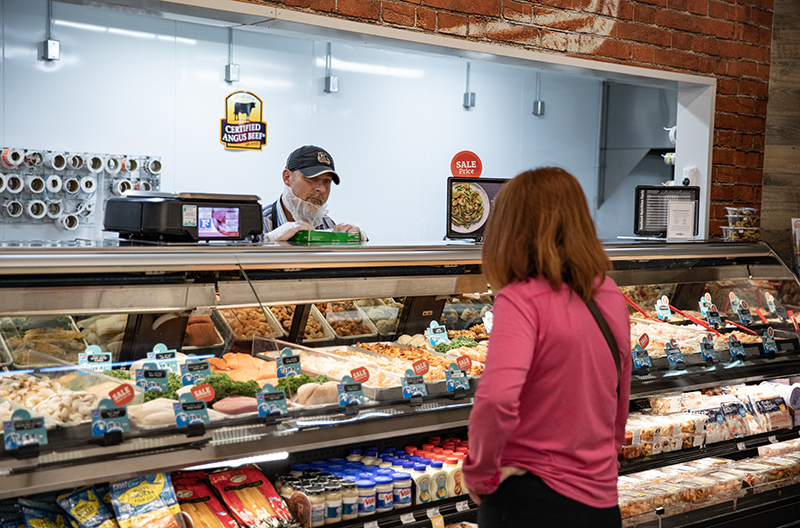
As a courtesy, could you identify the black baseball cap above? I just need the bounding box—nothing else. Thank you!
[285,145,340,185]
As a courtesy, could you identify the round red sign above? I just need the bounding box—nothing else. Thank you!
[450,151,482,178]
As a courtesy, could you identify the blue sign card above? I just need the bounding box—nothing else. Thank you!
[135,362,169,393]
[698,293,713,317]
[147,344,179,373]
[727,335,747,359]
[762,328,778,355]
[482,312,493,334]
[180,356,212,387]
[445,363,470,392]
[632,345,652,369]
[337,375,365,407]
[257,385,288,416]
[707,305,722,328]
[277,348,302,379]
[78,345,112,376]
[402,368,428,398]
[3,409,47,450]
[173,393,210,427]
[427,321,450,347]
[737,301,754,325]
[765,292,777,314]
[655,296,672,320]
[664,341,686,366]
[91,398,129,437]
[700,336,717,362]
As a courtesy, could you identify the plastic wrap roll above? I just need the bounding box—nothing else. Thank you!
[25,175,45,194]
[80,175,97,194]
[57,213,79,231]
[105,156,121,174]
[5,175,23,194]
[87,154,105,173]
[45,174,62,194]
[26,200,47,219]
[67,154,84,170]
[1,148,24,169]
[144,157,162,175]
[46,201,63,219]
[2,200,23,218]
[0,174,6,194]
[133,181,152,191]
[111,179,132,196]
[46,152,67,171]
[63,178,80,195]
[121,157,139,172]
[24,150,44,167]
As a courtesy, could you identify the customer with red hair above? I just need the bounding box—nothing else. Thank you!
[464,167,631,527]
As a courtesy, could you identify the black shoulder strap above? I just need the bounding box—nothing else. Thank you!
[584,297,621,394]
[269,200,280,230]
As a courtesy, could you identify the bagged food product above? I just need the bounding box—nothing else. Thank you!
[57,487,119,528]
[753,397,793,431]
[690,408,730,443]
[19,499,71,528]
[649,394,682,414]
[0,500,25,528]
[93,487,111,508]
[208,466,295,528]
[110,473,185,528]
[721,401,751,438]
[173,477,238,528]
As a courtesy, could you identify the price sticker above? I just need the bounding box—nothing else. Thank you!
[135,363,169,393]
[762,327,778,355]
[445,363,469,392]
[78,346,112,375]
[655,295,672,320]
[337,375,365,406]
[350,366,370,383]
[191,383,215,403]
[427,321,450,347]
[147,344,179,373]
[426,508,441,520]
[257,385,288,416]
[3,409,47,450]
[632,345,652,369]
[173,393,210,427]
[277,348,302,378]
[402,368,428,398]
[727,334,747,359]
[790,387,800,411]
[364,522,378,528]
[700,335,716,362]
[737,442,747,451]
[737,300,754,325]
[456,355,472,370]
[400,513,416,524]
[455,500,470,512]
[91,398,129,437]
[109,383,135,407]
[707,304,722,328]
[180,356,211,386]
[412,359,430,376]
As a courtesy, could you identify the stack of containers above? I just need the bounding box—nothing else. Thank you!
[722,206,760,241]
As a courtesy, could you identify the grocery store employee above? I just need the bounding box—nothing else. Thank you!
[260,145,363,242]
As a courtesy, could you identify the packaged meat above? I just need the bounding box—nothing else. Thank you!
[623,423,642,446]
[618,491,653,518]
[650,394,682,414]
[661,437,683,453]
[691,408,730,443]
[617,476,641,490]
[753,397,793,431]
[618,444,642,461]
[686,457,731,471]
[208,466,294,528]
[681,434,704,449]
[675,413,706,435]
[721,401,751,438]
[173,477,239,528]
[642,483,687,508]
[759,457,800,482]
[757,440,799,457]
[631,469,672,483]
[705,471,743,494]
[110,473,185,528]
[731,462,773,487]
[675,477,716,502]
[656,464,701,479]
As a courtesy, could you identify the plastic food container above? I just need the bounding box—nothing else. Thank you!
[640,441,663,456]
[721,226,760,241]
[681,433,705,449]
[731,462,773,487]
[618,444,642,461]
[706,471,744,494]
[725,206,758,217]
[315,302,379,341]
[618,491,653,519]
[686,457,731,471]
[649,394,682,414]
[676,477,716,502]
[657,464,701,479]
[624,423,643,446]
[726,215,758,228]
[643,483,687,508]
[759,457,800,481]
[661,437,683,453]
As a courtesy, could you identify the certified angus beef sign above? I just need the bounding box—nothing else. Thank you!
[220,91,267,151]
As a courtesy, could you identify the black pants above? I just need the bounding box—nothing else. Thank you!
[477,473,621,528]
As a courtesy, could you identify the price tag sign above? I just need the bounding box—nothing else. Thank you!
[639,334,650,350]
[337,375,365,406]
[655,296,672,320]
[455,501,470,512]
[91,398,129,437]
[727,334,747,359]
[700,335,717,362]
[427,321,450,347]
[789,387,800,411]
[3,409,47,450]
[737,300,754,325]
[135,363,169,393]
[147,344,179,373]
[765,292,777,314]
[445,363,469,392]
[277,348,302,379]
[729,292,741,312]
[412,359,430,377]
[632,345,652,369]
[456,355,472,370]
[402,368,428,398]
[109,383,135,407]
[698,293,712,316]
[191,383,215,403]
[180,356,211,386]
[257,385,288,416]
[173,393,210,427]
[427,508,444,528]
[350,366,370,384]
[482,311,493,334]
[665,339,686,367]
[707,304,722,328]
[400,513,416,525]
[78,346,112,376]
[762,327,778,355]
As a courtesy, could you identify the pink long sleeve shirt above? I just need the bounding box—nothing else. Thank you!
[463,276,632,508]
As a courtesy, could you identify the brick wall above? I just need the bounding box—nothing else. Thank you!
[240,0,774,235]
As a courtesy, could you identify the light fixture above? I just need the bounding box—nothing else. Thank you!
[225,27,239,82]
[532,72,545,116]
[324,42,338,93]
[463,62,475,108]
[43,0,60,61]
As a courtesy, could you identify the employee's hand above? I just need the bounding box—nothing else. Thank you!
[264,221,313,242]
[333,224,360,234]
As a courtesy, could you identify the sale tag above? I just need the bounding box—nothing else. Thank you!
[350,366,370,383]
[337,375,365,406]
[639,334,650,350]
[109,383,135,407]
[412,359,430,376]
[632,345,652,369]
[445,364,469,392]
[727,334,747,359]
[427,321,449,347]
[3,409,47,450]
[135,362,169,393]
[277,347,302,378]
[78,346,112,376]
[402,368,428,398]
[700,335,717,362]
[147,344,178,373]
[180,356,211,386]
[655,296,672,320]
[91,398,129,436]
[707,304,722,328]
[173,393,210,427]
[456,355,472,370]
[257,385,288,416]
[762,327,778,355]
[191,384,215,403]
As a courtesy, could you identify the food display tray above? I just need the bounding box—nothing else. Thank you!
[353,299,404,336]
[212,307,286,354]
[0,395,59,430]
[303,305,339,345]
[315,303,380,342]
[1,316,90,369]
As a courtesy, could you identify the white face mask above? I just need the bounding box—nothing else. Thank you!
[282,183,329,227]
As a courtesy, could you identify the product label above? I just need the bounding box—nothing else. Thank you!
[699,293,712,316]
[727,334,747,359]
[147,344,178,373]
[402,369,428,398]
[394,486,412,506]
[342,497,357,516]
[277,347,302,378]
[445,364,469,392]
[310,502,325,524]
[417,475,431,503]
[765,292,777,314]
[434,475,447,500]
[376,491,393,510]
[738,301,754,325]
[664,339,685,366]
[358,495,376,514]
[78,346,112,375]
[182,205,197,227]
[135,363,169,393]
[412,360,430,376]
[326,500,342,520]
[707,304,722,328]
[91,398,130,436]
[173,393,210,427]
[762,327,778,355]
[729,292,742,312]
[3,409,47,450]
[337,376,365,406]
[427,321,449,347]
[632,344,652,369]
[190,384,215,404]
[257,385,288,416]
[452,468,464,496]
[180,357,211,386]
[655,296,672,320]
[700,335,717,362]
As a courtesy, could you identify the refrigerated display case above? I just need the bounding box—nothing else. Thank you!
[0,241,799,528]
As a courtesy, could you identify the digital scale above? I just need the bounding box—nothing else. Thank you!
[104,191,263,242]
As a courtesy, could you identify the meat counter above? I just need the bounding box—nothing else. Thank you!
[0,240,799,528]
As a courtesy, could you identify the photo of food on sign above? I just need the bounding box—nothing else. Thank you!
[447,177,507,238]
